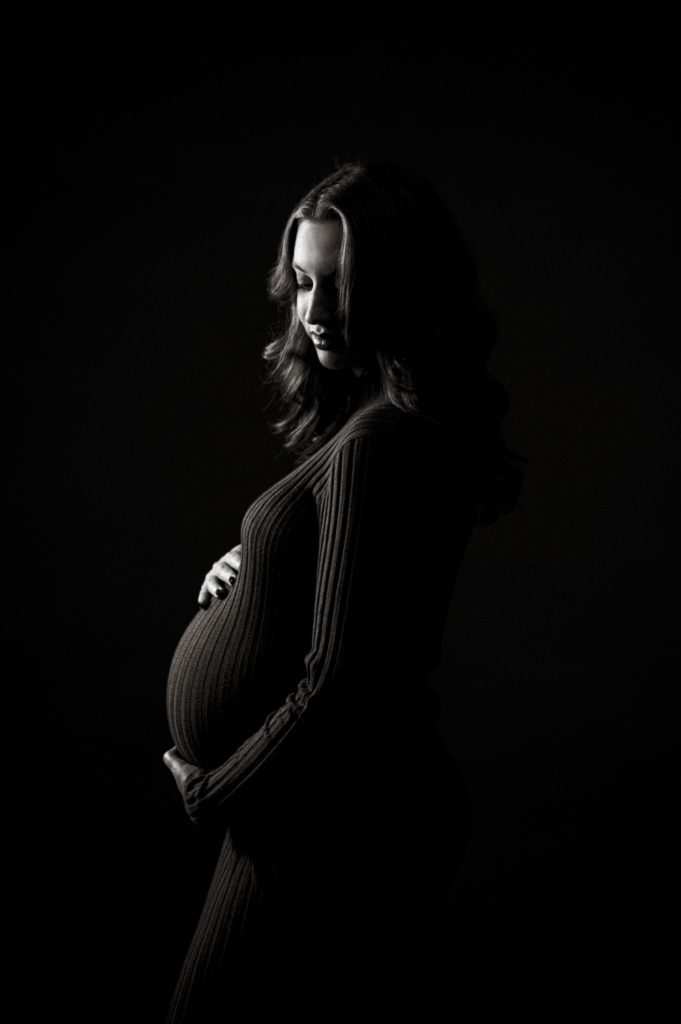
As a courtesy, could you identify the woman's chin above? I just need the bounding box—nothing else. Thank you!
[314,348,354,372]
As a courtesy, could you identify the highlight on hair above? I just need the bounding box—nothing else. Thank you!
[261,159,525,521]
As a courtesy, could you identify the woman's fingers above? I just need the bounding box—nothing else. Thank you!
[198,546,243,608]
[211,558,238,591]
[222,544,242,574]
[163,746,199,795]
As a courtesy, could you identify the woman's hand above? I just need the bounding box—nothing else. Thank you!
[163,746,201,798]
[198,544,242,608]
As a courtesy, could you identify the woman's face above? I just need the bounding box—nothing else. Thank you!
[293,218,365,373]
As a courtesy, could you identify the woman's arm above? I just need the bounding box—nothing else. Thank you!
[168,431,466,827]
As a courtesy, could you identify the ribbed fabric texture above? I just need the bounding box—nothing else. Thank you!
[164,400,477,1021]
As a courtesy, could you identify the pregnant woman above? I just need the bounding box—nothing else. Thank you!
[163,160,523,1021]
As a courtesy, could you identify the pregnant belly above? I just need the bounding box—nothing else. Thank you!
[165,600,246,770]
[165,594,301,771]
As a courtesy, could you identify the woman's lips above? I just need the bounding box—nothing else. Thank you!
[310,331,340,350]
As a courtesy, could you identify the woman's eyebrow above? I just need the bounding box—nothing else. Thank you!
[292,262,335,279]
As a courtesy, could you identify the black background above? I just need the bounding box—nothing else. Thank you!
[11,12,679,1021]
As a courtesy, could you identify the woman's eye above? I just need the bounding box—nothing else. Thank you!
[296,281,312,291]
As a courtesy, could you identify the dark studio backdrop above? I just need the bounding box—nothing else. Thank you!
[11,13,679,1021]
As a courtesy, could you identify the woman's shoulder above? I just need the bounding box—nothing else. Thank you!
[313,400,478,510]
[336,400,454,450]
[340,400,407,438]
[316,402,474,486]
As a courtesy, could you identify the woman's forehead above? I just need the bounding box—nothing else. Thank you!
[292,219,342,276]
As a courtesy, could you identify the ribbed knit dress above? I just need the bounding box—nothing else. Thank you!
[164,398,477,1021]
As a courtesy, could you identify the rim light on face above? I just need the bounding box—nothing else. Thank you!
[293,218,369,374]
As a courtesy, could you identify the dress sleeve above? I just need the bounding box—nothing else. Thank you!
[180,431,463,826]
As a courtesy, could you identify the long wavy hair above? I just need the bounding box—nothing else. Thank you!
[262,160,524,522]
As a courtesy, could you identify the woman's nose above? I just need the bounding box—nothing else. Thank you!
[305,285,332,325]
